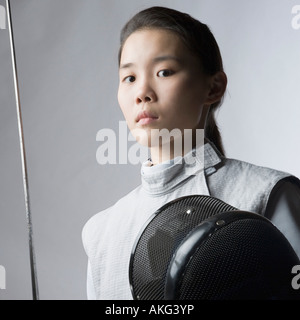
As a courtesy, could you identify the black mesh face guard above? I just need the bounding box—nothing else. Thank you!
[129,195,300,300]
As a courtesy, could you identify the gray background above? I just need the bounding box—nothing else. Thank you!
[0,0,299,300]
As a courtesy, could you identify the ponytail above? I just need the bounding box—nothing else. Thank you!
[205,102,225,157]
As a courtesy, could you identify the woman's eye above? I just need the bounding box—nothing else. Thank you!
[157,69,174,77]
[124,76,136,83]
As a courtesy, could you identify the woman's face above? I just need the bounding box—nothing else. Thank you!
[118,28,211,147]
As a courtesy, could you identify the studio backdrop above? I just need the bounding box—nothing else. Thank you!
[0,0,299,300]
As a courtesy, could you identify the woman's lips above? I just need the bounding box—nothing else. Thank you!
[138,117,158,125]
[136,111,159,125]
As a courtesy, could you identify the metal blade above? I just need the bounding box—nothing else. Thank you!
[6,0,39,300]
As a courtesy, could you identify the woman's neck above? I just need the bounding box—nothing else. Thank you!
[149,132,205,165]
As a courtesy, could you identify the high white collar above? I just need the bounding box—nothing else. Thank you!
[141,141,222,195]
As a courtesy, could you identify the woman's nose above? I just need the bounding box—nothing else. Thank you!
[135,80,157,104]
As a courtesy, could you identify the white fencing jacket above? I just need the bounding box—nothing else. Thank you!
[82,141,300,300]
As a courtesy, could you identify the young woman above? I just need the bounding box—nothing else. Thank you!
[82,6,300,300]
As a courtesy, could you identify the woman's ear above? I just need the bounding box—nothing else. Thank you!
[205,71,227,105]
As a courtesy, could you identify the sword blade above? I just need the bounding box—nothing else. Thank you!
[6,0,39,300]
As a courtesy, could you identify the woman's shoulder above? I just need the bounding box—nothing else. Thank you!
[205,141,296,183]
[224,157,300,194]
[206,155,299,215]
[221,156,294,182]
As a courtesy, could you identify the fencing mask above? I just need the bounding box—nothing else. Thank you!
[129,195,300,300]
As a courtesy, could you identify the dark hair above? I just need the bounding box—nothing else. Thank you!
[118,6,226,156]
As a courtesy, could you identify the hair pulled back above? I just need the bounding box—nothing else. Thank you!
[119,6,226,156]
